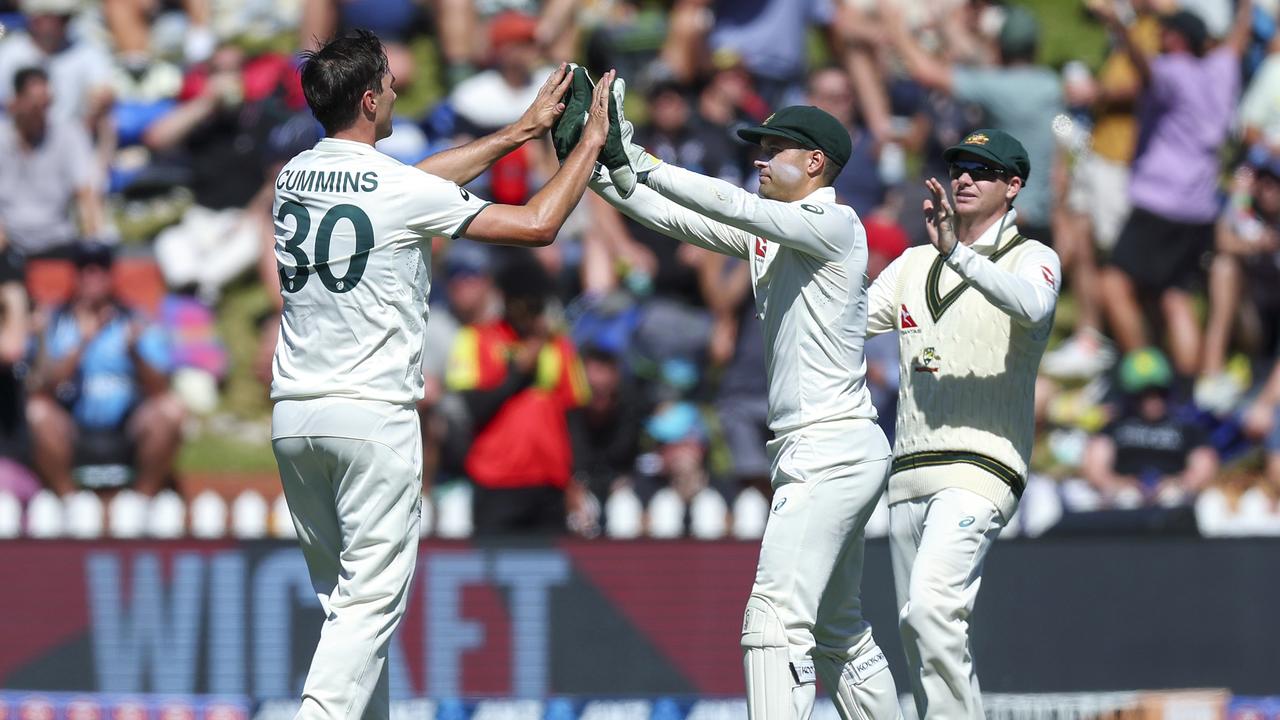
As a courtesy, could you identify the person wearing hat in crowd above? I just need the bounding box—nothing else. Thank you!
[864,128,1060,719]
[881,3,1062,244]
[26,242,184,497]
[1089,0,1253,390]
[1082,347,1218,508]
[560,78,903,718]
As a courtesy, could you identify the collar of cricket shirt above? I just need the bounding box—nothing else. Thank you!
[802,187,837,203]
[968,208,1020,256]
[316,137,382,155]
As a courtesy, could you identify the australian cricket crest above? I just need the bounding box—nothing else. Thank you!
[913,346,942,373]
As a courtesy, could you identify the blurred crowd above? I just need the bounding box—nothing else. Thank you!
[3,0,1280,538]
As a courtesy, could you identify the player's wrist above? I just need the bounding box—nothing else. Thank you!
[506,120,538,146]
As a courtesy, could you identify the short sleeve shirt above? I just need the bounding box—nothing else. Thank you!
[270,138,490,404]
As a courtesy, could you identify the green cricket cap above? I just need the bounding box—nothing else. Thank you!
[943,128,1031,182]
[1119,347,1174,394]
[737,105,852,169]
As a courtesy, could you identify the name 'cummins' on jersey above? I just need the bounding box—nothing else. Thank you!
[270,137,490,404]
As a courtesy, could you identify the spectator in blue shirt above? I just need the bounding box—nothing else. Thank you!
[26,242,185,495]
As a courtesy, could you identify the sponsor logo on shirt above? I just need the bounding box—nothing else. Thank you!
[755,237,767,258]
[899,304,919,331]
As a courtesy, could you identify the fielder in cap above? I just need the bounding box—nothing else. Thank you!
[556,71,901,719]
[865,128,1060,718]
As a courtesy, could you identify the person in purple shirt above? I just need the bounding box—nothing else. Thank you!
[1092,0,1252,389]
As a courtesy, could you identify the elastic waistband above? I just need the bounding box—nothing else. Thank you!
[890,450,1025,498]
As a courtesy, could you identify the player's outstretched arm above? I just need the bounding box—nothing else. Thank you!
[463,70,614,248]
[415,64,574,186]
[591,172,751,260]
[643,163,854,261]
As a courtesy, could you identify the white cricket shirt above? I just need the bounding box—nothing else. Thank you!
[595,164,877,433]
[270,138,490,405]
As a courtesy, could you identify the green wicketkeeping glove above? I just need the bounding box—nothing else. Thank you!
[600,76,663,199]
[551,63,592,164]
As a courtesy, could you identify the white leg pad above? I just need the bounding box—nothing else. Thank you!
[814,641,902,720]
[742,595,816,720]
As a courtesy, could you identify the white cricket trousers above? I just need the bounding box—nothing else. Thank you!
[889,487,1006,720]
[743,418,900,720]
[272,398,423,720]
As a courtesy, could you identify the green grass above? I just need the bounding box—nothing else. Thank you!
[178,430,277,474]
[215,278,275,420]
[1016,0,1110,70]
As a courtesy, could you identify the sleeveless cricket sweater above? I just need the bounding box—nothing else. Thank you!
[887,233,1050,518]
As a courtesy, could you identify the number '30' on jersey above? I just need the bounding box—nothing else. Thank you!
[270,138,490,404]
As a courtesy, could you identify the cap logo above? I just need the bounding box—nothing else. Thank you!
[963,133,989,146]
[764,113,776,125]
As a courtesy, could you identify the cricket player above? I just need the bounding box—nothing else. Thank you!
[270,31,612,720]
[866,129,1061,718]
[561,84,901,719]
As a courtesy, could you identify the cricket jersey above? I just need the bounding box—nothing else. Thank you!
[594,163,877,434]
[270,138,490,405]
[866,211,1060,516]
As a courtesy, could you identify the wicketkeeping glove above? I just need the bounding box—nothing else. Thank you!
[551,63,592,164]
[599,76,663,199]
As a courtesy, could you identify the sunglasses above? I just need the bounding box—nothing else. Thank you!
[948,160,1008,183]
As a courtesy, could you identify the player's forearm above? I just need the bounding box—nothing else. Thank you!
[465,135,602,246]
[944,243,1058,326]
[643,164,844,259]
[415,123,535,187]
[520,134,601,240]
[592,173,750,259]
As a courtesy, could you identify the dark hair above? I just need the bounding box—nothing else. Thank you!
[298,29,389,135]
[820,155,843,186]
[13,66,48,96]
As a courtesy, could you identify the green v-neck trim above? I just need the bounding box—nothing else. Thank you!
[925,235,1026,322]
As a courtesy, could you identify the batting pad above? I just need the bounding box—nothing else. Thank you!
[814,640,901,720]
[741,595,816,720]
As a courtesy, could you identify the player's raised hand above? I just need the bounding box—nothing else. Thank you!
[923,177,959,257]
[580,69,615,150]
[515,63,574,141]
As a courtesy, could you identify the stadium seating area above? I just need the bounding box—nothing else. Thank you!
[3,0,1280,538]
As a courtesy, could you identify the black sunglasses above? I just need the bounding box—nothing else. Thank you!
[948,160,1008,182]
